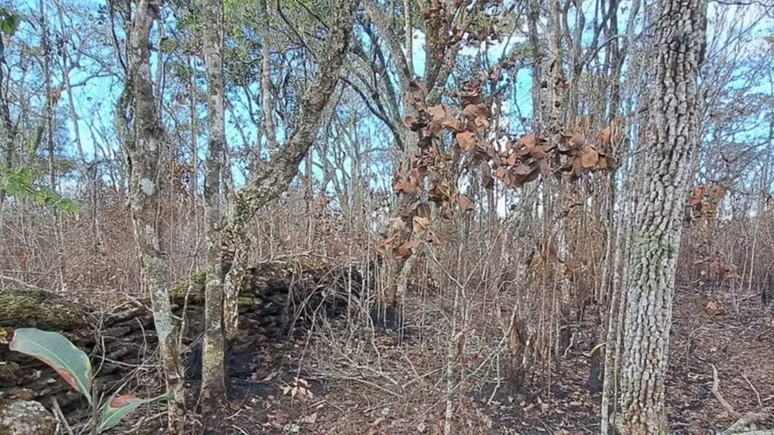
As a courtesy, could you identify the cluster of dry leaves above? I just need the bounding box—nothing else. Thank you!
[382,77,618,259]
[687,184,726,221]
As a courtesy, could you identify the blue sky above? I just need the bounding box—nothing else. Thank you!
[5,0,774,214]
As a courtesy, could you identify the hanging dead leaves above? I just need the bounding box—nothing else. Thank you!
[686,184,725,222]
[385,78,618,260]
[500,129,596,185]
[413,79,612,188]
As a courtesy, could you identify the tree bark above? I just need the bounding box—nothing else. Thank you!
[607,0,707,433]
[123,1,186,433]
[198,0,228,429]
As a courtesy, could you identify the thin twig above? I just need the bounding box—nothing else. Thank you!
[742,373,763,408]
[711,364,740,419]
[0,274,55,294]
[755,328,773,340]
[51,398,74,435]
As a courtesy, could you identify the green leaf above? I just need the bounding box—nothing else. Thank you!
[34,191,47,205]
[55,199,79,216]
[159,37,177,53]
[0,9,20,35]
[0,166,79,215]
[9,328,93,404]
[98,392,173,432]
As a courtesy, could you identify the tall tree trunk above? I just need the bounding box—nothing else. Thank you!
[198,0,227,429]
[221,0,358,340]
[606,0,707,433]
[39,0,67,291]
[259,0,277,155]
[124,1,186,433]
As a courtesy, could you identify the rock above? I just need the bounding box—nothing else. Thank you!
[0,400,57,435]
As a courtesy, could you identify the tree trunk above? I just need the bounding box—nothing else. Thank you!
[124,1,187,433]
[607,0,707,433]
[221,0,358,341]
[198,0,228,428]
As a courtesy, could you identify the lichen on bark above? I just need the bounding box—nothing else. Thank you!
[604,0,708,433]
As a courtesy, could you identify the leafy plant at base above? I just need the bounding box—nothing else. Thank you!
[0,166,79,216]
[9,327,171,432]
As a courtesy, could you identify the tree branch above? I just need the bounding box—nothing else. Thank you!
[233,0,358,222]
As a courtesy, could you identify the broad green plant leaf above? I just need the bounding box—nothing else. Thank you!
[9,328,93,404]
[55,198,79,216]
[0,8,20,35]
[98,392,173,432]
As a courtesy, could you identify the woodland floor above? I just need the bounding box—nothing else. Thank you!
[137,285,774,435]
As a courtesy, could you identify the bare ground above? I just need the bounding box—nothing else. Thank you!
[134,286,774,435]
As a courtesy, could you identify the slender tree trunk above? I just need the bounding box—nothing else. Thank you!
[606,0,707,433]
[39,0,67,291]
[124,1,186,432]
[259,0,277,154]
[188,56,200,238]
[221,0,358,340]
[198,0,228,428]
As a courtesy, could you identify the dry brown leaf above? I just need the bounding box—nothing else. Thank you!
[705,300,727,316]
[463,103,489,120]
[49,89,62,106]
[397,240,421,257]
[580,146,599,169]
[604,155,616,170]
[571,156,584,175]
[506,152,519,166]
[429,183,453,203]
[517,133,537,149]
[463,103,490,133]
[394,181,419,194]
[569,133,585,149]
[458,194,474,212]
[529,145,549,160]
[496,168,517,187]
[688,186,706,206]
[388,217,406,233]
[599,125,612,144]
[443,117,464,132]
[441,201,455,219]
[412,216,431,235]
[473,116,490,132]
[427,104,447,122]
[408,80,427,102]
[514,163,533,176]
[456,131,476,152]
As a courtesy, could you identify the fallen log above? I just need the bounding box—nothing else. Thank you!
[0,257,365,421]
